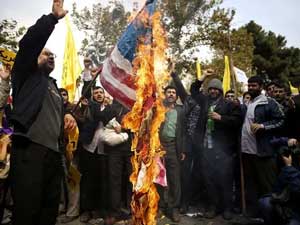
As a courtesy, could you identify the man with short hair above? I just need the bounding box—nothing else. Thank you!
[242,92,252,106]
[273,83,291,113]
[79,86,109,223]
[225,90,235,101]
[266,81,276,98]
[225,90,240,106]
[241,76,285,216]
[159,85,186,222]
[10,1,77,225]
[59,88,74,112]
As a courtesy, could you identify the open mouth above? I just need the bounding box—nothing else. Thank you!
[48,60,55,66]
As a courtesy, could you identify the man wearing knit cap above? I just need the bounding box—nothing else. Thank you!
[188,72,242,220]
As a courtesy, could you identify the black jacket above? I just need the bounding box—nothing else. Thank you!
[172,74,242,155]
[251,96,285,156]
[286,95,300,140]
[79,101,109,145]
[159,103,187,157]
[11,14,59,133]
[104,101,132,153]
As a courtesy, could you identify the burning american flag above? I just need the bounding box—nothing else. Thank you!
[101,0,170,224]
[100,0,158,109]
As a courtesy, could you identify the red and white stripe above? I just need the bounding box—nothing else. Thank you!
[100,47,136,108]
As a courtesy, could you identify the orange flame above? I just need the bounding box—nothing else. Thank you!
[123,11,170,225]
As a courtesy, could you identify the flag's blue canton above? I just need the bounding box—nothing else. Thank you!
[117,0,157,63]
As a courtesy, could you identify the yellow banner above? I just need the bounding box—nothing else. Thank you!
[222,55,231,94]
[66,126,79,153]
[0,48,16,67]
[61,16,82,102]
[65,126,79,161]
[196,59,202,80]
[68,164,81,191]
[289,82,299,95]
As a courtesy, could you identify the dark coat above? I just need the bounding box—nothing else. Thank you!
[189,80,242,155]
[273,165,300,215]
[251,96,285,157]
[11,14,59,133]
[286,95,300,140]
[79,101,109,145]
[172,73,242,154]
[159,104,187,157]
[103,101,132,153]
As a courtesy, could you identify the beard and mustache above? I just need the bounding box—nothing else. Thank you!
[248,89,261,99]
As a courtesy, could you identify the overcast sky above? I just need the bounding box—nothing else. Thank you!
[1,0,299,85]
[222,0,300,48]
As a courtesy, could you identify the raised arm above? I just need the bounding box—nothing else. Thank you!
[171,72,188,103]
[12,0,68,80]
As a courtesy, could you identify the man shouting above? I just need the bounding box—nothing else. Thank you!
[10,1,76,225]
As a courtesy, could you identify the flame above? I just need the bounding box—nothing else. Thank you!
[123,11,170,225]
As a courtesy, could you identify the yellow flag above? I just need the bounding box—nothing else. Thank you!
[68,163,81,191]
[0,48,16,67]
[66,126,79,153]
[289,82,299,95]
[222,55,231,94]
[196,58,202,80]
[65,126,79,162]
[61,16,82,102]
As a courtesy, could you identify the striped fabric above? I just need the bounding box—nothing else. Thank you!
[100,0,157,109]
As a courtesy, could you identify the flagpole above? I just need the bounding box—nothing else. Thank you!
[227,29,247,215]
[227,30,238,97]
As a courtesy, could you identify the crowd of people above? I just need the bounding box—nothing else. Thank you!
[169,71,300,225]
[0,1,299,225]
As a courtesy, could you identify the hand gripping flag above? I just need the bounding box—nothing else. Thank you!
[100,0,157,109]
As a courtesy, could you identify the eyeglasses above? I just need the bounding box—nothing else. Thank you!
[42,51,57,58]
[61,93,68,96]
